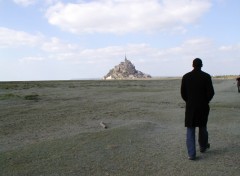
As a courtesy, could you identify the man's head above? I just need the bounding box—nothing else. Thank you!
[193,58,203,68]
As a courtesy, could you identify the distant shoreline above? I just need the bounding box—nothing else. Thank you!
[0,75,238,82]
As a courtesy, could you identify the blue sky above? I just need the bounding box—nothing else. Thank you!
[0,0,239,81]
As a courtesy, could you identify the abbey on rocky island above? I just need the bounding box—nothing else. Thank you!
[103,56,151,80]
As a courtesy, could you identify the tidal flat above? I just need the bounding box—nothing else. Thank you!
[0,79,239,176]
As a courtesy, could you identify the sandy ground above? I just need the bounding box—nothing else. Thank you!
[0,79,239,176]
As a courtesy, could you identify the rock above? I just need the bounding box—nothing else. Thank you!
[103,57,151,80]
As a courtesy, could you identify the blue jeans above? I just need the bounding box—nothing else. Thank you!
[186,127,208,157]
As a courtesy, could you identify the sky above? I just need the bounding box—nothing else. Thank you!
[0,0,239,81]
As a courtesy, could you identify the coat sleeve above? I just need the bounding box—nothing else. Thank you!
[181,76,187,102]
[206,76,215,102]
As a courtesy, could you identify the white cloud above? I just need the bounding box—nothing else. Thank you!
[0,27,237,64]
[41,37,78,52]
[147,38,215,63]
[0,27,43,48]
[13,0,60,6]
[13,0,37,6]
[36,38,216,68]
[45,0,211,34]
[44,0,59,5]
[1,27,239,78]
[0,27,78,54]
[19,56,46,62]
[219,44,240,51]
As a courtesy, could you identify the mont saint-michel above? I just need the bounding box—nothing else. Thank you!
[103,57,151,80]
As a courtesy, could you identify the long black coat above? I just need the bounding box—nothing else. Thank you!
[181,69,214,127]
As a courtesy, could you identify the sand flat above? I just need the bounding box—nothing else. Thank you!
[0,79,239,175]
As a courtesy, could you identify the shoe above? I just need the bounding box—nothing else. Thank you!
[200,143,210,153]
[188,156,196,160]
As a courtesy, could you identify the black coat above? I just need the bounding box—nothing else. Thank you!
[181,69,214,127]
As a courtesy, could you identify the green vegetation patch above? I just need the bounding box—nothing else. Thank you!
[0,93,21,100]
[0,93,40,101]
[0,81,58,90]
[24,94,39,101]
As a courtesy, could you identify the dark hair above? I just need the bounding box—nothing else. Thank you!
[193,58,202,68]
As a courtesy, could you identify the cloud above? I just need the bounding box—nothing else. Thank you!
[1,27,238,77]
[219,44,240,51]
[36,38,216,67]
[144,38,215,63]
[45,0,211,34]
[19,56,46,62]
[0,27,77,53]
[0,27,237,63]
[41,37,78,52]
[0,27,43,48]
[44,0,59,5]
[13,0,60,6]
[13,0,37,6]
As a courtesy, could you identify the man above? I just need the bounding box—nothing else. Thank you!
[181,58,215,160]
[236,77,240,93]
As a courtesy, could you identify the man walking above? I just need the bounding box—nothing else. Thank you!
[236,76,240,93]
[181,58,215,160]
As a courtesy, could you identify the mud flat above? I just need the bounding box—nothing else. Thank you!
[0,79,239,176]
